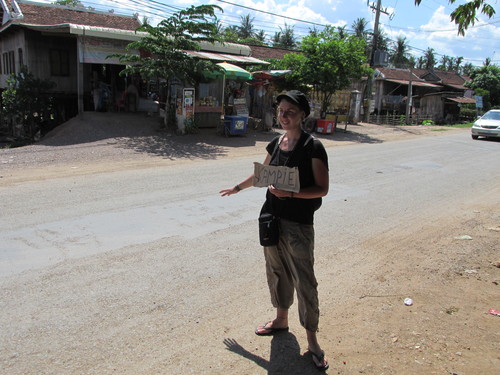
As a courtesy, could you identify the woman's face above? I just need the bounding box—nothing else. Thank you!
[277,99,304,130]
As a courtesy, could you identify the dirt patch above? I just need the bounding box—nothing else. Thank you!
[323,203,500,374]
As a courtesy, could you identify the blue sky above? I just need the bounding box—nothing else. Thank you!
[42,0,499,67]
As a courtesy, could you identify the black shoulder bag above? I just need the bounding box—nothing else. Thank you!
[258,135,284,246]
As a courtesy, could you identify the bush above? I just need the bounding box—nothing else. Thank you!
[1,67,56,141]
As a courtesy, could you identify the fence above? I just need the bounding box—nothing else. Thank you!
[368,113,434,126]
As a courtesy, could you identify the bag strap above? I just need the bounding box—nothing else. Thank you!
[270,132,314,164]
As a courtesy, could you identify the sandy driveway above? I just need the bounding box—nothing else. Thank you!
[1,113,499,374]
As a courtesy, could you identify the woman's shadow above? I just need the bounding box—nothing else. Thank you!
[224,332,325,374]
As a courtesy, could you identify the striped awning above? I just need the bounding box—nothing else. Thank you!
[183,50,269,65]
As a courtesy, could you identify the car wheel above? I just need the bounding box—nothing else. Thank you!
[471,135,479,140]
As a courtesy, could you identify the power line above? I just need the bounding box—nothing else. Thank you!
[71,0,499,64]
[213,0,327,28]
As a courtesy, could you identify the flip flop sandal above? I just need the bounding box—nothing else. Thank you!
[254,321,289,336]
[309,349,329,371]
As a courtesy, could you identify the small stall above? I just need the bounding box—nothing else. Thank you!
[217,62,252,136]
[172,62,252,133]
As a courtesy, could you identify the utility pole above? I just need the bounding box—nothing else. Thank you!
[405,65,413,124]
[363,0,389,122]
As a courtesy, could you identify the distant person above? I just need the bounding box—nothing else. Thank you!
[125,83,139,112]
[219,90,330,370]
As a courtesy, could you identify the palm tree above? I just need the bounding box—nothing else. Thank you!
[352,18,370,59]
[373,29,389,52]
[423,47,436,70]
[352,17,369,39]
[273,24,296,49]
[255,30,267,44]
[437,55,452,71]
[462,62,475,77]
[390,36,410,68]
[337,25,347,39]
[272,31,282,47]
[239,14,255,39]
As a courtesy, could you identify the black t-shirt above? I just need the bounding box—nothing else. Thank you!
[263,131,328,224]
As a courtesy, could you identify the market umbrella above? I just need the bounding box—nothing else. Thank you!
[217,62,252,81]
[215,62,252,120]
[251,70,291,80]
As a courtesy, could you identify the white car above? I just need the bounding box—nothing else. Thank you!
[471,109,500,140]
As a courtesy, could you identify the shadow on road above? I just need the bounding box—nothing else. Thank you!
[223,333,324,374]
[37,112,413,161]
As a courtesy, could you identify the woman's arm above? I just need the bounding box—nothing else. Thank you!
[268,158,329,199]
[219,153,272,196]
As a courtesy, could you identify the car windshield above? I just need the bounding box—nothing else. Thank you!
[481,111,500,120]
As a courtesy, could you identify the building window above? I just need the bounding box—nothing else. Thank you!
[49,49,69,76]
[18,48,23,67]
[2,51,15,75]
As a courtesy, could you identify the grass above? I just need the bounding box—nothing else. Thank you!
[441,122,473,128]
[429,122,473,131]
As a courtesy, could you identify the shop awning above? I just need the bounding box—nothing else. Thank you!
[183,50,269,65]
[446,97,476,104]
[252,70,291,79]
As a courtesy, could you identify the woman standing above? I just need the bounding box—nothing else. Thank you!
[220,90,329,370]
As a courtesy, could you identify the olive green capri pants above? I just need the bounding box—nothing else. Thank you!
[263,218,320,332]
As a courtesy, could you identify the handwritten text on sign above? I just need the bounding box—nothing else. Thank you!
[252,163,300,193]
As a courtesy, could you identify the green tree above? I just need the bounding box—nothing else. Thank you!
[466,64,500,108]
[269,25,371,114]
[437,55,463,72]
[352,17,369,40]
[113,5,223,129]
[351,18,371,59]
[414,0,496,36]
[254,30,267,44]
[238,14,255,39]
[1,67,56,141]
[272,24,296,49]
[53,0,83,6]
[222,25,240,42]
[390,36,411,68]
[419,47,436,70]
[336,26,347,39]
[372,29,390,53]
[462,62,475,77]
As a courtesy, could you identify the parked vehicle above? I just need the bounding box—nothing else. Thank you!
[471,109,500,140]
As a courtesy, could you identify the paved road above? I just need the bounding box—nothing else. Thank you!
[1,130,499,375]
[1,131,498,277]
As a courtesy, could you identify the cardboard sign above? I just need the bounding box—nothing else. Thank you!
[253,163,300,193]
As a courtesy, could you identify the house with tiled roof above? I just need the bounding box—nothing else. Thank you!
[0,1,274,135]
[374,67,441,114]
[373,67,476,123]
[0,0,143,122]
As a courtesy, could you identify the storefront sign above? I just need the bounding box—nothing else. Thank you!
[183,88,195,119]
[475,96,483,109]
[78,36,137,64]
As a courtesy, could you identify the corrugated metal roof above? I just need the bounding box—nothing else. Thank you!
[385,79,441,88]
[446,97,476,104]
[183,50,269,65]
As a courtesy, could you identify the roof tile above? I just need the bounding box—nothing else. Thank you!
[10,1,140,31]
